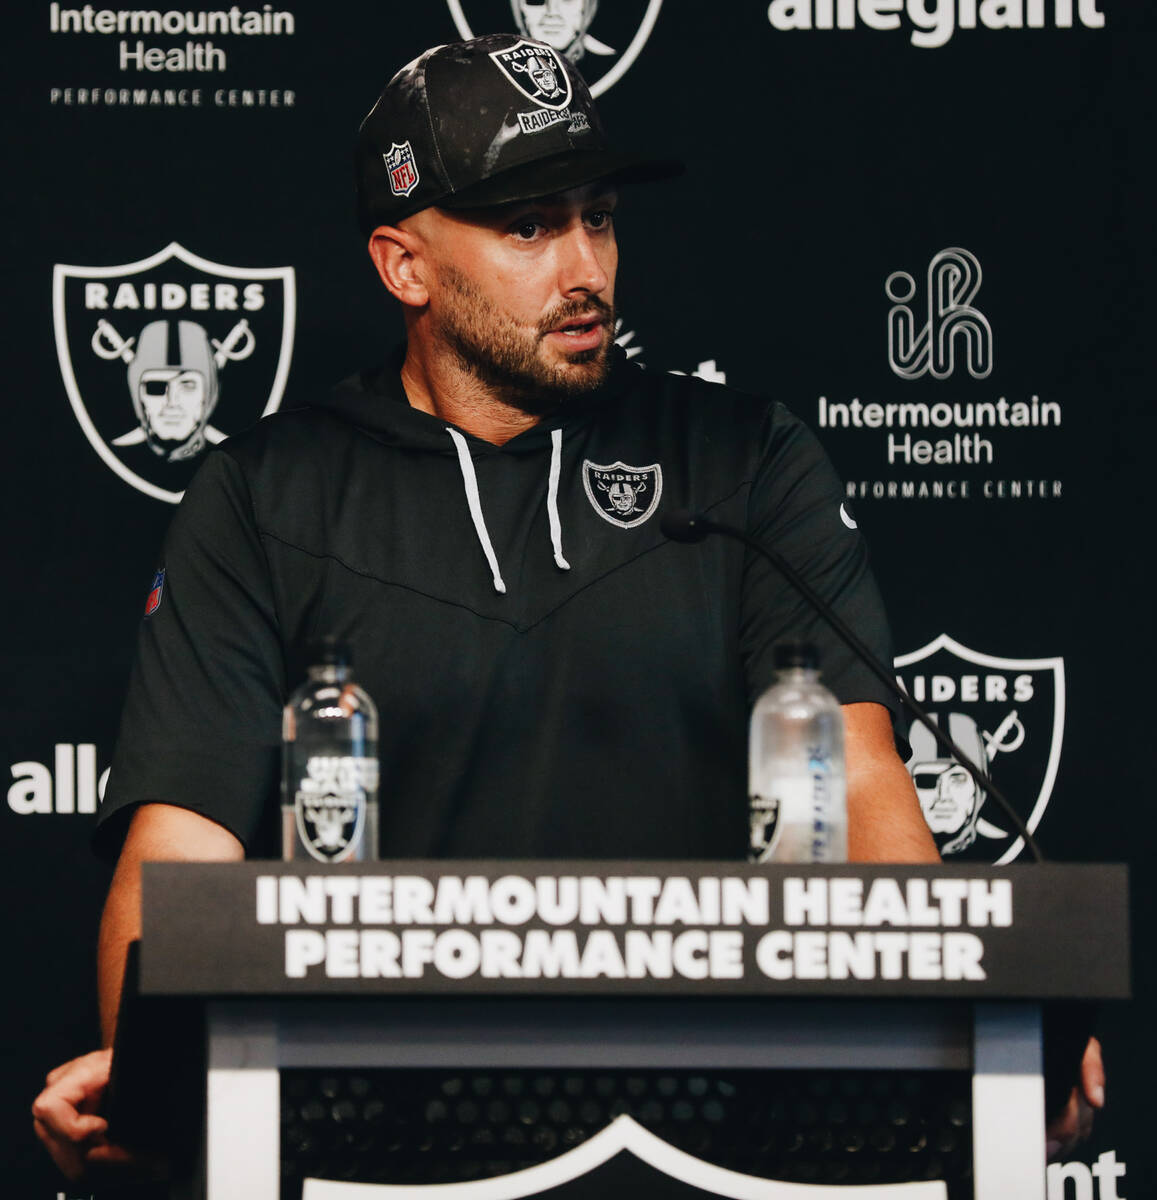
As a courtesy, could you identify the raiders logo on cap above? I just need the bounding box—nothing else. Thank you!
[489,39,573,110]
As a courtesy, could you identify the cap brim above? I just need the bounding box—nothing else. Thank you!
[436,148,684,211]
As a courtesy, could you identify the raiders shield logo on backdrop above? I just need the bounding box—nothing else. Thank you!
[54,242,295,503]
[583,459,662,528]
[448,1,664,97]
[894,634,1064,863]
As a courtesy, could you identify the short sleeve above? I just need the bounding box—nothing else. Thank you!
[739,404,909,754]
[94,449,285,860]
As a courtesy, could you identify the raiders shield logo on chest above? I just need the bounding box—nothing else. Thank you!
[582,459,663,528]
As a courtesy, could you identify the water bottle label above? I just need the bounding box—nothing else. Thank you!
[294,754,378,863]
[750,753,836,863]
[749,791,782,862]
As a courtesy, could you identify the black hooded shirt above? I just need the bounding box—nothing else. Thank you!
[95,349,901,861]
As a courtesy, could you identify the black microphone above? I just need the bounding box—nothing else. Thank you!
[662,508,1044,863]
[659,509,712,543]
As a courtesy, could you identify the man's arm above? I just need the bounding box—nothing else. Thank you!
[843,701,940,863]
[33,803,242,1182]
[98,803,244,1045]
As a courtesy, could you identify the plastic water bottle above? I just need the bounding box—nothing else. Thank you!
[282,638,379,862]
[748,641,847,863]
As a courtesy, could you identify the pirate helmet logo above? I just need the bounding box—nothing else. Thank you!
[123,320,222,462]
[54,242,295,503]
[448,1,664,97]
[908,712,991,856]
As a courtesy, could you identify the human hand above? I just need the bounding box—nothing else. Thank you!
[32,1049,162,1183]
[1046,1036,1105,1161]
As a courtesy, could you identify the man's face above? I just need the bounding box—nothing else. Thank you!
[417,184,618,412]
[516,0,590,50]
[912,760,978,834]
[138,368,208,443]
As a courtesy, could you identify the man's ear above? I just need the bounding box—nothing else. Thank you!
[368,224,428,307]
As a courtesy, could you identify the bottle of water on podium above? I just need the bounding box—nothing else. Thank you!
[748,641,847,863]
[282,637,379,862]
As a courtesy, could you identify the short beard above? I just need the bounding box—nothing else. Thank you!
[433,264,615,416]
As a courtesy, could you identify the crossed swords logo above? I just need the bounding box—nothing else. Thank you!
[91,315,255,448]
[984,708,1024,758]
[973,707,1024,837]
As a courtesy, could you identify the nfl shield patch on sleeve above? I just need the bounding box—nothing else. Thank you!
[144,568,165,616]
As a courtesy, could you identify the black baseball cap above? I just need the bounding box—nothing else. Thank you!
[355,34,682,234]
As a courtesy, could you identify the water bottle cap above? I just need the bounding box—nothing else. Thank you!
[773,640,819,671]
[310,635,352,668]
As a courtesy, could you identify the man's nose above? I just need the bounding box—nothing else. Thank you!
[558,228,610,297]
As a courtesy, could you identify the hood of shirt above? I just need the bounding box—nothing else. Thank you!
[306,344,638,595]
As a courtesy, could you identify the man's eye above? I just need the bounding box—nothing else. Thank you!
[513,220,543,240]
[587,210,612,229]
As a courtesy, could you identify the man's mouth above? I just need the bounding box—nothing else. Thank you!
[552,315,603,336]
[545,314,606,352]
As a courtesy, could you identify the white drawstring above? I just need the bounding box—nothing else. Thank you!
[446,427,507,594]
[547,428,570,571]
[445,426,572,594]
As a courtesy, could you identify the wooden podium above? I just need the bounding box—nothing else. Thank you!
[112,861,1130,1200]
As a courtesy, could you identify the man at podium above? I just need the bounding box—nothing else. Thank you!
[33,33,1100,1188]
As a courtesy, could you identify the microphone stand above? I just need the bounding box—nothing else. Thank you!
[662,514,1108,1129]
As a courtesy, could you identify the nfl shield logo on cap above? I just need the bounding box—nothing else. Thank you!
[384,141,420,198]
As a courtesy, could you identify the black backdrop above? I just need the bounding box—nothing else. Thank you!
[4,2,1153,1195]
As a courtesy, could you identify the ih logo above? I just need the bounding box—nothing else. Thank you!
[886,247,993,380]
[583,459,662,528]
[449,1,664,97]
[54,242,295,503]
[895,634,1064,863]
